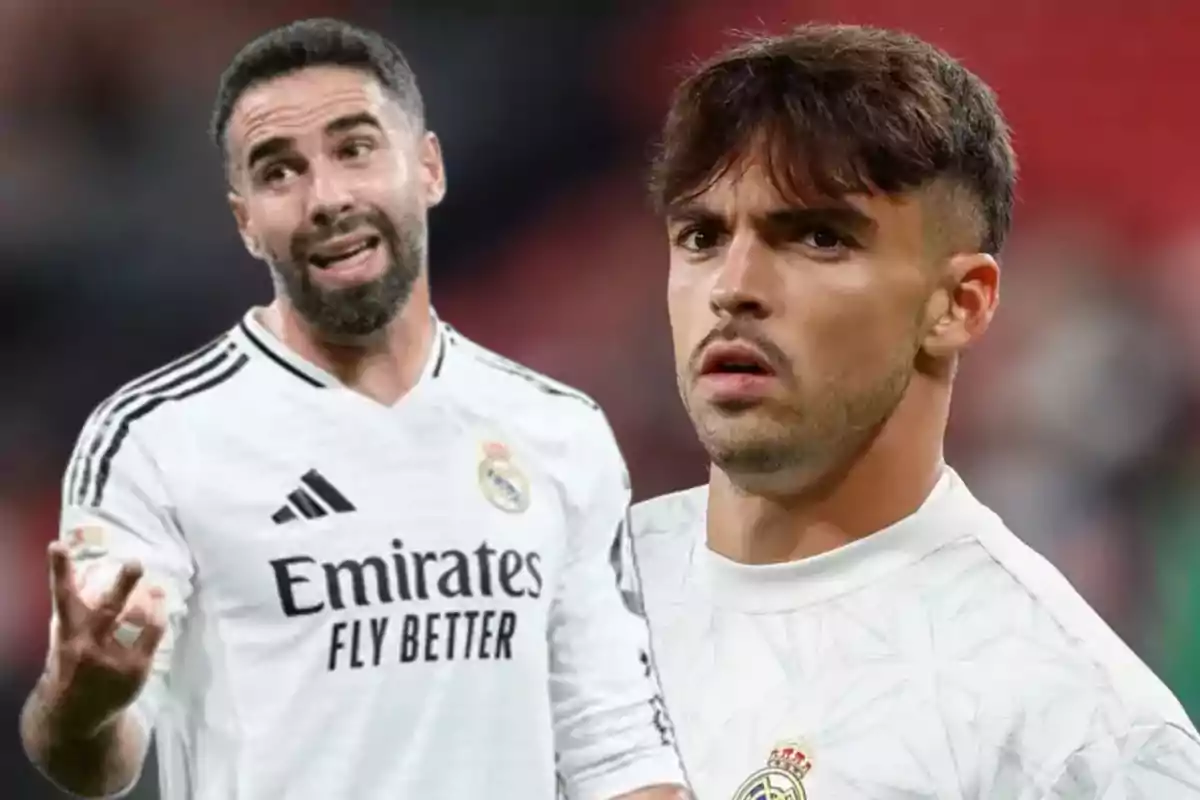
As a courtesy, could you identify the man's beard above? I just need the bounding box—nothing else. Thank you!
[686,350,915,495]
[271,207,426,339]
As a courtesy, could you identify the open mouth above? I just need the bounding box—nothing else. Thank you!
[699,343,776,377]
[309,235,381,269]
[709,361,770,375]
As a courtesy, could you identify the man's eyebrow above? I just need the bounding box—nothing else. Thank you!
[664,204,876,233]
[246,137,292,171]
[324,111,383,136]
[664,204,722,224]
[764,205,876,234]
[245,112,384,170]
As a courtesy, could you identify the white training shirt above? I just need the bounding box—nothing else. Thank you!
[53,308,684,800]
[631,467,1200,799]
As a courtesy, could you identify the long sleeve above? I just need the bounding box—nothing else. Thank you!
[547,414,687,800]
[54,410,195,739]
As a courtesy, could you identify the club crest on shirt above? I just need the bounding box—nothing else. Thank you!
[732,740,812,800]
[477,441,530,514]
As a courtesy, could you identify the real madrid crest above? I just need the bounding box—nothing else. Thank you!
[732,740,813,800]
[478,441,530,513]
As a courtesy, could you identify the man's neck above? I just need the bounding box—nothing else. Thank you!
[706,380,949,565]
[265,283,435,406]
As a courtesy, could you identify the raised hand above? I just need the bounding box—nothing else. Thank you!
[42,537,166,736]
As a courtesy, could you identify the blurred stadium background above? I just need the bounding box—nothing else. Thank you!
[3,0,1199,795]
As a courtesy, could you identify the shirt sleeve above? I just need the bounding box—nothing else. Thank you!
[52,410,195,756]
[1042,721,1200,798]
[547,412,688,800]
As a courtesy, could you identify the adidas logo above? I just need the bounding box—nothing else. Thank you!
[272,469,356,524]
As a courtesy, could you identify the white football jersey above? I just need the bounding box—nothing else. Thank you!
[631,468,1200,799]
[53,309,684,800]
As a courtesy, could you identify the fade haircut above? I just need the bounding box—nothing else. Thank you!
[649,24,1016,255]
[209,18,424,158]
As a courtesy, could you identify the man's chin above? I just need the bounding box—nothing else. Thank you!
[699,418,788,465]
[313,319,391,343]
[307,300,401,341]
[272,245,428,344]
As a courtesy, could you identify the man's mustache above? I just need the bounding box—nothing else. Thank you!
[689,322,792,377]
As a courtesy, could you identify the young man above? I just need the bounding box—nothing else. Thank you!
[20,18,687,800]
[632,23,1200,799]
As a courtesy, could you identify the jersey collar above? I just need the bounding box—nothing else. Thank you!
[692,466,978,612]
[236,307,448,390]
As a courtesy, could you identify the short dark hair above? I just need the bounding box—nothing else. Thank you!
[209,18,424,153]
[649,24,1016,255]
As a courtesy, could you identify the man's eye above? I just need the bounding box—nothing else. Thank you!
[675,225,723,252]
[803,227,848,250]
[261,164,296,185]
[339,140,375,160]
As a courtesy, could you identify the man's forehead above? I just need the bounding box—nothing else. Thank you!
[676,169,876,220]
[228,66,392,149]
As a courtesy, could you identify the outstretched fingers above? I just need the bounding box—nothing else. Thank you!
[48,542,84,632]
[89,562,146,640]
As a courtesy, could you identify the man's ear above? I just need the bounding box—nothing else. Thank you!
[229,191,265,261]
[419,131,447,208]
[921,252,1000,359]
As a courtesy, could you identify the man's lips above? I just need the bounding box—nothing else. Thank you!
[698,341,776,376]
[308,234,381,269]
